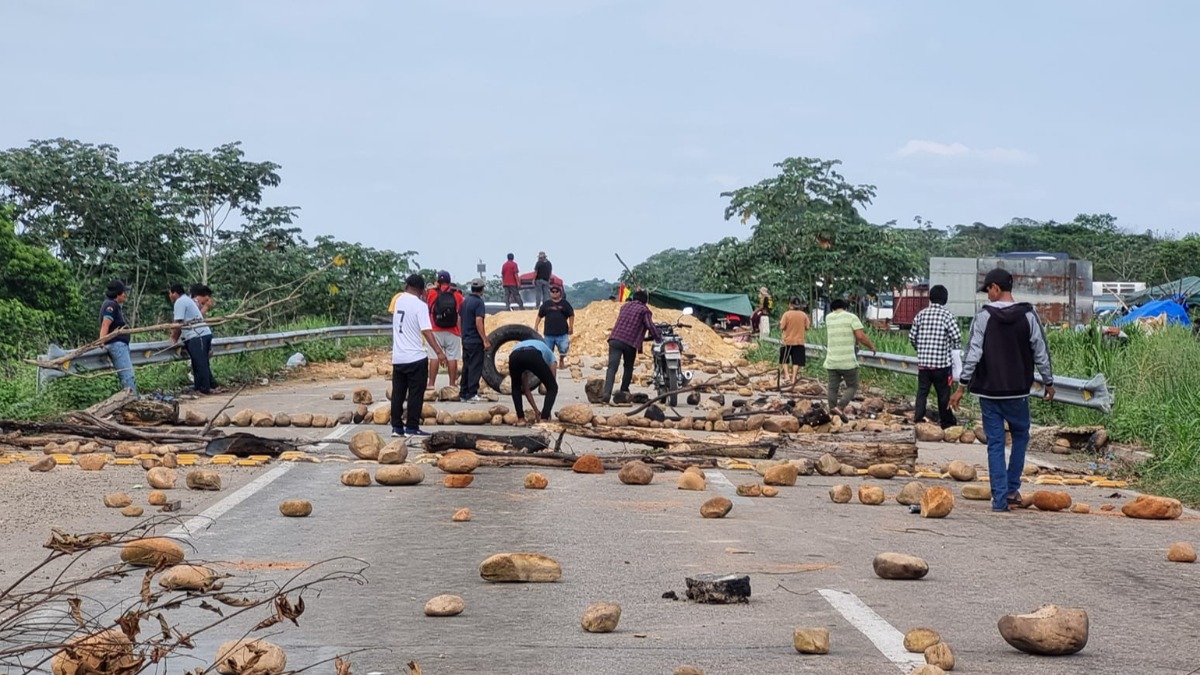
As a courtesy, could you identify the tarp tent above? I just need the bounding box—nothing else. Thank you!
[648,290,754,318]
[1115,298,1192,327]
[1122,277,1200,307]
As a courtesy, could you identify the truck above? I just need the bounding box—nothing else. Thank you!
[929,256,1093,326]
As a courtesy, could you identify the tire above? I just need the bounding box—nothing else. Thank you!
[666,367,679,407]
[482,324,543,392]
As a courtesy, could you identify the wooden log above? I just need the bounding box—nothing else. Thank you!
[422,430,554,454]
[81,389,138,419]
[685,574,752,604]
[114,398,179,426]
[538,422,692,448]
[776,431,917,469]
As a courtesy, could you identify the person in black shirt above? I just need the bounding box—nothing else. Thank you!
[534,251,553,305]
[99,279,137,395]
[535,285,574,361]
[458,279,491,402]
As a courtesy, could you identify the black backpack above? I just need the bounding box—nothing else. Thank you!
[432,289,459,328]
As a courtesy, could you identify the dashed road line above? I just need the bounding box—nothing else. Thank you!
[818,588,926,672]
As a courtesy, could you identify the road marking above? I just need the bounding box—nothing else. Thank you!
[704,469,751,505]
[168,425,353,539]
[818,589,926,672]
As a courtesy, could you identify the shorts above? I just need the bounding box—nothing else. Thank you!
[425,331,462,360]
[544,334,570,356]
[779,345,806,366]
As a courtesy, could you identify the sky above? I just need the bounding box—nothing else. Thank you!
[2,0,1197,284]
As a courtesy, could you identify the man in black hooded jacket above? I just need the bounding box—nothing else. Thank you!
[951,268,1055,513]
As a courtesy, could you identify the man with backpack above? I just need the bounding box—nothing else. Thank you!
[425,271,464,390]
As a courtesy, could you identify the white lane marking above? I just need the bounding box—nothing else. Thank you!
[704,470,751,505]
[818,589,926,672]
[168,425,353,539]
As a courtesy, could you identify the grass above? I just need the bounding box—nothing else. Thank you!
[749,322,1200,505]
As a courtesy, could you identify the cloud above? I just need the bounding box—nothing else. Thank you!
[895,140,1034,164]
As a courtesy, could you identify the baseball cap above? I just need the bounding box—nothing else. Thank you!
[979,268,1013,292]
[470,278,486,290]
[537,251,547,258]
[437,270,451,283]
[405,273,427,291]
[549,285,562,292]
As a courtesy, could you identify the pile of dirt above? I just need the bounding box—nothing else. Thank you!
[490,301,746,361]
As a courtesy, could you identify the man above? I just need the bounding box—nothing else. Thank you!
[99,279,136,396]
[823,298,876,416]
[501,253,523,310]
[169,283,214,396]
[778,297,811,383]
[458,279,491,402]
[534,251,553,306]
[909,285,961,428]
[751,287,774,337]
[535,284,574,361]
[425,271,463,390]
[602,290,661,404]
[392,274,447,437]
[189,284,224,391]
[951,268,1055,513]
[507,338,558,425]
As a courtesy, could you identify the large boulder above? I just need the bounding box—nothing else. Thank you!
[250,412,274,427]
[437,450,481,474]
[792,627,830,654]
[340,468,372,487]
[914,423,944,442]
[867,463,898,479]
[186,469,222,491]
[279,500,313,517]
[524,472,549,489]
[858,485,886,505]
[997,605,1089,655]
[873,552,929,580]
[557,403,595,425]
[443,474,474,488]
[762,416,800,434]
[377,440,407,465]
[146,467,177,489]
[159,564,217,591]
[1033,490,1072,512]
[453,409,492,425]
[78,454,108,471]
[677,472,706,491]
[479,553,562,582]
[572,454,605,474]
[215,639,287,675]
[1122,494,1183,520]
[121,538,184,567]
[348,430,384,460]
[920,486,954,518]
[896,481,926,506]
[961,484,991,500]
[829,484,853,504]
[924,643,955,671]
[581,602,622,633]
[618,460,654,485]
[103,493,132,508]
[945,460,976,481]
[904,628,941,653]
[1167,542,1197,563]
[50,628,139,675]
[424,594,465,617]
[763,463,799,486]
[816,454,841,476]
[375,465,425,486]
[700,497,733,519]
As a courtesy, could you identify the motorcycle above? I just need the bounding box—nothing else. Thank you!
[650,307,694,406]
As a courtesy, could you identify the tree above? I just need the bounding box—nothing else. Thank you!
[565,278,616,307]
[0,207,84,360]
[622,247,710,291]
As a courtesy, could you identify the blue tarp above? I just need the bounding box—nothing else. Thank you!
[1115,298,1192,327]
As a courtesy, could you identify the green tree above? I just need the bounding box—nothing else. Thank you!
[622,247,710,291]
[0,207,83,359]
[564,278,615,307]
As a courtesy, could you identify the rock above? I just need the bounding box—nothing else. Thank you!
[838,464,858,476]
[215,639,287,675]
[677,472,706,491]
[186,469,221,491]
[348,430,384,460]
[1070,503,1091,514]
[371,406,390,425]
[29,456,56,472]
[816,453,841,475]
[958,430,975,444]
[829,484,853,504]
[763,415,800,433]
[674,667,705,675]
[231,409,254,427]
[606,412,629,428]
[351,387,373,405]
[330,392,346,401]
[581,602,622,633]
[351,405,368,424]
[103,492,132,508]
[479,552,562,582]
[290,412,313,427]
[745,414,767,431]
[914,422,944,442]
[452,507,472,522]
[453,409,492,425]
[911,666,947,675]
[873,552,930,580]
[945,460,976,481]
[905,628,941,653]
[1168,542,1197,563]
[523,472,549,489]
[121,538,185,566]
[424,594,465,617]
[272,412,291,427]
[349,357,365,368]
[961,484,991,500]
[792,627,830,654]
[1033,490,1072,512]
[160,452,177,469]
[1099,503,1115,512]
[250,412,274,427]
[1122,494,1183,520]
[860,463,898,480]
[920,486,954,518]
[788,459,813,475]
[50,628,139,675]
[377,440,407,464]
[375,465,425,486]
[572,454,605,474]
[436,410,454,425]
[685,573,751,603]
[438,450,481,474]
[736,483,762,497]
[279,499,312,517]
[437,385,460,401]
[207,412,230,427]
[313,414,334,427]
[761,485,779,497]
[763,463,799,486]
[858,485,886,505]
[941,425,964,443]
[78,454,107,471]
[120,505,143,517]
[896,481,926,506]
[146,467,177,489]
[618,460,654,485]
[443,474,474,488]
[140,457,161,470]
[340,468,372,487]
[159,564,217,591]
[700,496,733,518]
[924,642,955,670]
[997,604,1089,655]
[557,403,595,425]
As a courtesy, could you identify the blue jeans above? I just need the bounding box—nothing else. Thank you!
[544,334,570,357]
[980,397,1031,510]
[106,341,137,396]
[535,279,551,305]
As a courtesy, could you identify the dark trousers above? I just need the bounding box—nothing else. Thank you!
[504,285,524,310]
[602,339,637,402]
[509,348,557,420]
[391,358,429,431]
[914,367,957,428]
[459,339,485,399]
[184,336,214,393]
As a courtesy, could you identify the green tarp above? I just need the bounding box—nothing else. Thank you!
[649,289,754,318]
[1122,277,1200,307]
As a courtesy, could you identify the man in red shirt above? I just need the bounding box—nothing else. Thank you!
[426,271,464,389]
[602,290,662,404]
[501,253,523,310]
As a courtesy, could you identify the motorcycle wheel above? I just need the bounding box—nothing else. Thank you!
[666,367,679,407]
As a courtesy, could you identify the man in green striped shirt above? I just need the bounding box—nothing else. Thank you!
[823,298,876,416]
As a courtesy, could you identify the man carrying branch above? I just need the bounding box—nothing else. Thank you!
[169,283,214,396]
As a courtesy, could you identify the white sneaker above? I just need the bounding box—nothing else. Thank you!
[465,395,485,403]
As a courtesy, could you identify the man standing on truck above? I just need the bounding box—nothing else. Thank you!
[909,284,961,428]
[425,271,464,390]
[823,298,876,417]
[951,268,1056,513]
[535,284,574,361]
[534,251,553,306]
[501,253,523,310]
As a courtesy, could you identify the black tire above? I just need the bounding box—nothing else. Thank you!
[666,367,679,407]
[483,324,543,392]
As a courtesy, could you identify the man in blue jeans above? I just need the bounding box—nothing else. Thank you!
[535,285,574,362]
[99,279,137,396]
[951,268,1056,512]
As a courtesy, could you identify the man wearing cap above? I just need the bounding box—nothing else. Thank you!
[602,290,661,405]
[534,252,553,306]
[458,278,491,402]
[501,253,523,310]
[535,284,574,361]
[425,270,464,390]
[952,268,1056,513]
[99,279,137,396]
[392,274,446,437]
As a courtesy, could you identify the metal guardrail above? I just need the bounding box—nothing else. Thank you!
[37,325,391,385]
[761,337,1112,413]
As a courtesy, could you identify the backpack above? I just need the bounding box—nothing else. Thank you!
[432,289,459,328]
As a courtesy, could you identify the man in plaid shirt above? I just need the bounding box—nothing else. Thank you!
[602,289,662,404]
[908,285,961,428]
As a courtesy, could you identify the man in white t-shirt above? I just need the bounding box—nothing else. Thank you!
[392,274,446,437]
